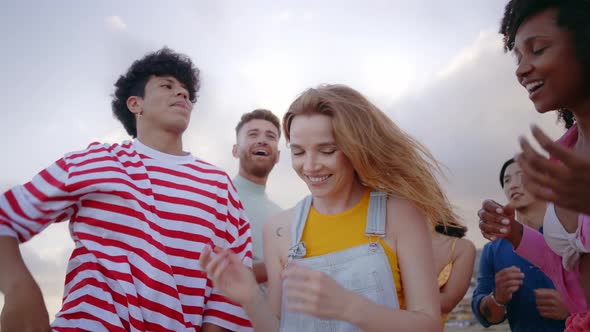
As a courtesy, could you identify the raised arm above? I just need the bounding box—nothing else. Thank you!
[471,245,507,327]
[439,238,476,314]
[0,156,80,331]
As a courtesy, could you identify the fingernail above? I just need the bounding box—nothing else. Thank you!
[502,219,510,225]
[500,228,507,234]
[496,207,503,214]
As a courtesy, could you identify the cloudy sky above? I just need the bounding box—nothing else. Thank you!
[0,0,568,319]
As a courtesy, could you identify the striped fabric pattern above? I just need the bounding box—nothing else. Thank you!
[0,140,253,331]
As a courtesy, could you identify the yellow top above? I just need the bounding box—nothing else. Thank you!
[437,238,458,288]
[300,190,405,309]
[437,237,458,328]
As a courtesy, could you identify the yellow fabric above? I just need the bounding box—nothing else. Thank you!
[300,190,405,309]
[437,238,458,288]
[437,237,458,329]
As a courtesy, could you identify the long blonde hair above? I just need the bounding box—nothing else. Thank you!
[283,84,460,228]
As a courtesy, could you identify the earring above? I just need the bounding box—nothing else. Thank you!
[136,111,143,117]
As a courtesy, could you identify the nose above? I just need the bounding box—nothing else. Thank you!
[303,153,320,173]
[255,138,268,146]
[515,60,533,83]
[176,86,189,100]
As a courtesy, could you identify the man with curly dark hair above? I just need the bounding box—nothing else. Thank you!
[479,0,590,330]
[0,48,253,331]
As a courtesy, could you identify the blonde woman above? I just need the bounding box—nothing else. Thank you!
[200,84,458,331]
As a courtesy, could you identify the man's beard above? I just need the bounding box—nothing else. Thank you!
[242,155,276,178]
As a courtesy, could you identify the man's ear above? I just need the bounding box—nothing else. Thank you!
[232,144,239,158]
[275,149,281,164]
[127,96,143,116]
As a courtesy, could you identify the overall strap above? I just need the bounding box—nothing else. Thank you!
[365,191,388,237]
[288,195,313,259]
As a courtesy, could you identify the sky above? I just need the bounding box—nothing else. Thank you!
[0,0,569,320]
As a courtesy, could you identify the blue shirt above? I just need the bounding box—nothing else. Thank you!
[471,231,566,332]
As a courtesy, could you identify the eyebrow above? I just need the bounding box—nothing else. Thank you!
[158,77,187,89]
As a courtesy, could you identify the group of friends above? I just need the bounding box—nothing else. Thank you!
[0,0,589,331]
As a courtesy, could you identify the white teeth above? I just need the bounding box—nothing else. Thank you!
[308,175,329,182]
[525,81,544,92]
[254,149,268,156]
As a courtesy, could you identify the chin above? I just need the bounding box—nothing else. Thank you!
[532,100,560,114]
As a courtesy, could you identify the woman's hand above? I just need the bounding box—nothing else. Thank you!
[199,245,258,306]
[478,200,523,247]
[282,264,354,321]
[518,125,590,215]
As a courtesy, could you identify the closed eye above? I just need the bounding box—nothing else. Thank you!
[533,47,548,55]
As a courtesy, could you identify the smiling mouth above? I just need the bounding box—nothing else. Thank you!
[526,81,544,98]
[511,193,523,200]
[252,149,269,156]
[306,175,331,183]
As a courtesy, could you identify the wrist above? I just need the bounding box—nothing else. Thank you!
[508,222,524,248]
[345,290,369,327]
[490,291,508,308]
[241,286,266,313]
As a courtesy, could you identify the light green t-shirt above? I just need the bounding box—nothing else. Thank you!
[233,175,282,261]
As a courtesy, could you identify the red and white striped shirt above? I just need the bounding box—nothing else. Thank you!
[0,140,253,331]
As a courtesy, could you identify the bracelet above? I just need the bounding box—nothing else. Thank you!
[490,291,507,308]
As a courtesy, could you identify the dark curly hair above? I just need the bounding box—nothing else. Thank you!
[499,0,590,130]
[111,47,200,137]
[235,109,281,138]
[434,224,467,238]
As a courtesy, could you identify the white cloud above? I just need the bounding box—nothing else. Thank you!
[271,11,291,24]
[105,15,127,31]
[436,29,505,79]
[388,28,566,248]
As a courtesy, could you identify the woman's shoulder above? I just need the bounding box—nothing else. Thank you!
[263,207,296,244]
[385,195,428,230]
[454,238,476,259]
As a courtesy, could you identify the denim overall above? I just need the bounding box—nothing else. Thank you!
[279,191,400,331]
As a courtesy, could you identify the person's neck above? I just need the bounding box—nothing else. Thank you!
[137,130,184,156]
[238,168,268,186]
[312,180,366,215]
[516,201,546,230]
[571,98,590,152]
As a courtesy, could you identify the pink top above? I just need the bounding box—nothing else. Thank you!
[515,125,590,314]
[551,126,590,252]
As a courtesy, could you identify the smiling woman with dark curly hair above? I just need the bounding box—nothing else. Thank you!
[478,1,590,331]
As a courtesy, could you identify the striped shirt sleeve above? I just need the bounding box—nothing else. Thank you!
[202,176,253,331]
[0,157,77,242]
